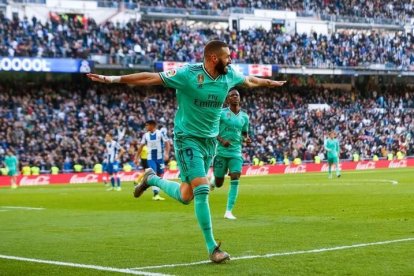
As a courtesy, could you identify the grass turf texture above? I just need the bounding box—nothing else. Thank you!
[1,168,413,275]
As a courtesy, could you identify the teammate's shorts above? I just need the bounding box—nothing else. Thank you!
[174,134,216,183]
[8,169,17,176]
[213,155,243,178]
[327,156,339,164]
[106,162,120,174]
[147,159,165,175]
[141,159,148,169]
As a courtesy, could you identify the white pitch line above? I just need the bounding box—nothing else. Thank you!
[130,237,414,270]
[1,206,45,210]
[377,179,398,185]
[327,179,399,186]
[243,179,400,187]
[0,255,171,276]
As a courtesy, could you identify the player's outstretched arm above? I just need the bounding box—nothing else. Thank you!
[243,76,286,88]
[87,72,163,86]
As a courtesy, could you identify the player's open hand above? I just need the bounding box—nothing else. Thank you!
[87,73,111,83]
[244,137,252,145]
[267,80,286,88]
[221,140,231,147]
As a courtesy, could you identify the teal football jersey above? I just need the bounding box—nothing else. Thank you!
[159,63,245,138]
[216,107,249,158]
[4,155,18,169]
[325,138,339,158]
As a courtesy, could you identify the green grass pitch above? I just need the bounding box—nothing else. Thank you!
[1,168,413,275]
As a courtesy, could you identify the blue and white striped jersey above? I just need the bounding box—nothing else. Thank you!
[141,130,169,160]
[106,140,121,163]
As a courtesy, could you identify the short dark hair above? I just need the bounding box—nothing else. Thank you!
[204,40,228,59]
[146,120,156,126]
[228,87,239,94]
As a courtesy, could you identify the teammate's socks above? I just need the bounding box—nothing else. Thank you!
[226,179,239,212]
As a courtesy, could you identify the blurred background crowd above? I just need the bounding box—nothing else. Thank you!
[0,79,412,173]
[1,12,414,69]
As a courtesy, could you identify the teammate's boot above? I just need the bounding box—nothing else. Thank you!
[209,243,230,263]
[224,211,237,220]
[152,194,165,201]
[133,168,155,198]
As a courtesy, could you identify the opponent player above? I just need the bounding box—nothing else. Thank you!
[324,131,341,178]
[135,120,170,201]
[211,89,251,220]
[87,40,286,263]
[105,133,125,191]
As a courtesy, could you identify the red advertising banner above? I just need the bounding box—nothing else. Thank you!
[248,64,272,77]
[0,159,413,187]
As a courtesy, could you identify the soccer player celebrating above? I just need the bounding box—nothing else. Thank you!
[211,89,251,220]
[324,131,341,178]
[136,120,170,201]
[87,40,286,263]
[104,133,125,191]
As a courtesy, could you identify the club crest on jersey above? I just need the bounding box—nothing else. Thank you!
[197,74,204,88]
[165,69,177,78]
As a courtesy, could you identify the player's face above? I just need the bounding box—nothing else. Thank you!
[214,47,231,75]
[146,123,155,132]
[329,132,335,139]
[105,134,111,142]
[227,90,240,105]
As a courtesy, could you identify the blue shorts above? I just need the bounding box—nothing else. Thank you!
[147,159,165,175]
[106,162,120,174]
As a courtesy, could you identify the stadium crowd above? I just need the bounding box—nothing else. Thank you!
[0,80,413,173]
[1,13,414,69]
[138,0,414,21]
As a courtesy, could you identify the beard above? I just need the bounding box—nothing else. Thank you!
[215,60,228,75]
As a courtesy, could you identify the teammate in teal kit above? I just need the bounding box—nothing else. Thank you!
[4,149,19,189]
[324,131,341,178]
[211,88,251,220]
[87,40,286,263]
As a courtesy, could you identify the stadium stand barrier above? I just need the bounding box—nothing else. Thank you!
[1,159,413,186]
